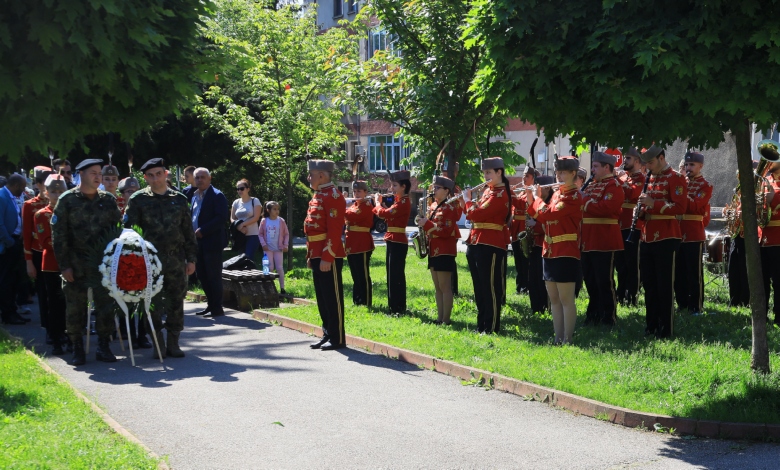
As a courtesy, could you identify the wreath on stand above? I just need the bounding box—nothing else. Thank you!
[90,226,166,365]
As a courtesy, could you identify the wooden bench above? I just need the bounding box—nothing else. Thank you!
[222,270,280,311]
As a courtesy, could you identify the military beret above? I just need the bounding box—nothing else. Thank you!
[76,159,103,172]
[592,151,617,166]
[139,158,165,173]
[44,174,68,192]
[537,175,556,185]
[101,165,119,176]
[307,159,335,172]
[640,145,664,163]
[352,180,369,191]
[433,176,455,190]
[118,177,140,193]
[684,152,704,164]
[34,166,52,181]
[523,165,541,177]
[554,156,579,172]
[481,157,504,171]
[577,167,588,181]
[389,170,411,182]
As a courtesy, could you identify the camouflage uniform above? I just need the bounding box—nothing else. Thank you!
[123,187,197,333]
[51,189,121,341]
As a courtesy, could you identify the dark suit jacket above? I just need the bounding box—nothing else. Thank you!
[193,185,229,251]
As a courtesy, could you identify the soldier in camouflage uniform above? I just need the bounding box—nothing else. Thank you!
[123,158,197,358]
[52,159,122,366]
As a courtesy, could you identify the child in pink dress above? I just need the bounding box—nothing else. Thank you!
[258,201,290,293]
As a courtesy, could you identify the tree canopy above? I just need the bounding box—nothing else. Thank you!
[465,0,780,372]
[0,0,215,160]
[343,0,522,185]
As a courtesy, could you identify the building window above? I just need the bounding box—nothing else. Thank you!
[347,0,357,14]
[333,0,343,18]
[369,29,400,58]
[368,135,406,172]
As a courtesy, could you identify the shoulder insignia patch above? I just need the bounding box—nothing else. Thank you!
[675,186,683,195]
[329,208,338,218]
[605,193,613,200]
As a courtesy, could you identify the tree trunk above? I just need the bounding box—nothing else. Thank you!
[734,120,770,373]
[285,157,294,272]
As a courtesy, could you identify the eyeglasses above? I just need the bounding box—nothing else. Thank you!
[236,187,247,191]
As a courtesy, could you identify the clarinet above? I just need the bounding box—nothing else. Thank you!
[581,173,595,192]
[625,169,652,243]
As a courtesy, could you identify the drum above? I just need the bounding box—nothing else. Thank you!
[704,235,730,274]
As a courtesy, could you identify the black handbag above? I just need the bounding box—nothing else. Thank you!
[230,219,247,252]
[223,253,256,270]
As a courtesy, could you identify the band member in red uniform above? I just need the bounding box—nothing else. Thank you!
[638,145,688,338]
[526,157,583,344]
[417,176,461,325]
[373,170,412,314]
[345,180,375,307]
[528,176,554,314]
[463,157,511,333]
[674,152,713,315]
[510,166,539,294]
[23,166,52,330]
[34,175,69,355]
[581,152,624,326]
[615,148,645,306]
[305,160,347,351]
[760,161,780,326]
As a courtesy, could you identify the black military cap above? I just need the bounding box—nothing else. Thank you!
[139,158,166,173]
[76,158,103,172]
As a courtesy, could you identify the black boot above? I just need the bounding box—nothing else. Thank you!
[95,336,117,362]
[166,331,185,358]
[51,338,65,356]
[152,330,166,359]
[68,338,86,366]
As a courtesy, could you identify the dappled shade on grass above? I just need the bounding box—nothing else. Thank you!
[277,246,780,424]
[0,330,160,469]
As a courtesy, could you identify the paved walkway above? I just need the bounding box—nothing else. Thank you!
[7,301,780,469]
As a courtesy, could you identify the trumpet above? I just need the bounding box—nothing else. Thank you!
[445,181,490,205]
[511,183,561,194]
[345,196,375,206]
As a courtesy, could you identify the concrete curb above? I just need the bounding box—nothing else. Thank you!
[17,348,170,469]
[251,309,778,441]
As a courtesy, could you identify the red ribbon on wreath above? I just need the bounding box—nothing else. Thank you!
[116,254,148,292]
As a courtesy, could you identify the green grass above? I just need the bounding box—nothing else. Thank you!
[274,245,780,424]
[0,329,161,469]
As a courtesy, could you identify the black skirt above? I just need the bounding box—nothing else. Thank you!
[428,255,457,272]
[542,256,582,283]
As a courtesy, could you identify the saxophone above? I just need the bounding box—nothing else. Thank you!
[411,189,429,259]
[726,139,780,236]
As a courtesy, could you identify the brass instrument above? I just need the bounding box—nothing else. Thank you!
[511,182,562,194]
[725,139,780,236]
[445,181,490,205]
[411,190,429,259]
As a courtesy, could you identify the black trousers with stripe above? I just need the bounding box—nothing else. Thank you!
[761,245,780,322]
[528,245,548,313]
[615,229,640,305]
[386,242,408,314]
[510,240,529,292]
[728,236,751,307]
[674,241,704,313]
[466,244,506,333]
[347,251,373,307]
[582,251,618,325]
[640,239,680,338]
[32,250,50,329]
[311,258,345,346]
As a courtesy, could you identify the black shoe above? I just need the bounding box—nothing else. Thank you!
[195,308,211,316]
[136,335,153,349]
[45,333,53,345]
[95,337,117,363]
[51,343,65,356]
[203,310,225,317]
[69,339,86,366]
[310,336,330,349]
[320,341,346,351]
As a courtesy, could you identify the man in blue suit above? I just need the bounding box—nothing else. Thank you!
[191,168,229,317]
[0,174,30,325]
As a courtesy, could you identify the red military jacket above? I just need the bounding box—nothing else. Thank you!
[640,166,688,243]
[423,199,461,257]
[532,220,545,248]
[619,171,645,230]
[527,183,583,259]
[679,174,713,243]
[116,195,126,214]
[760,177,780,246]
[373,194,411,244]
[304,183,346,263]
[22,194,48,260]
[34,206,59,272]
[344,199,375,255]
[581,176,625,251]
[465,183,511,249]
[510,193,529,242]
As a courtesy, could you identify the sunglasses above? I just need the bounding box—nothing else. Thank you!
[236,187,247,191]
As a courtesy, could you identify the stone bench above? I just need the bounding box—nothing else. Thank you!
[222,270,280,311]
